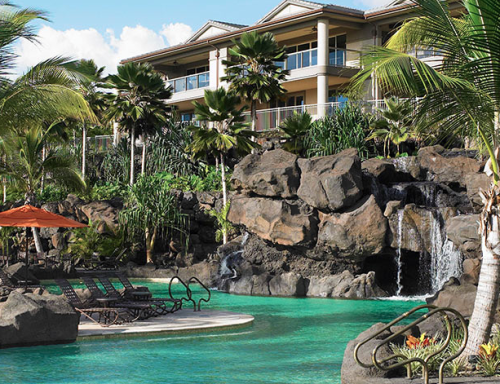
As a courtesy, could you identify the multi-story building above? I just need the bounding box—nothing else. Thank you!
[121,0,462,131]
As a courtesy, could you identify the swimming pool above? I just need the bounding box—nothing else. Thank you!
[0,281,422,384]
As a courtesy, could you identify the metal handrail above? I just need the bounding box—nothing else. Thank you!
[187,276,211,311]
[353,304,468,384]
[168,275,196,311]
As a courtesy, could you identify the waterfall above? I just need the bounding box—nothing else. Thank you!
[218,232,249,282]
[428,211,462,293]
[395,209,404,296]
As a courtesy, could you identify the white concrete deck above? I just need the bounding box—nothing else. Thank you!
[77,309,254,340]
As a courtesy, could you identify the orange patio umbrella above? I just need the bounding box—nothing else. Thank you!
[0,204,87,287]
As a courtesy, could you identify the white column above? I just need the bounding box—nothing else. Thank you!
[317,18,329,118]
[218,47,229,89]
[209,48,219,89]
[209,47,229,90]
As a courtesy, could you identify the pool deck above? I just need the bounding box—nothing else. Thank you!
[77,309,254,340]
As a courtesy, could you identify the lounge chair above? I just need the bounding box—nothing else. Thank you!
[81,276,159,319]
[115,272,183,311]
[55,278,123,327]
[0,268,41,289]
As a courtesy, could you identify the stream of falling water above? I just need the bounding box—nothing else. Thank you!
[395,209,404,296]
[428,210,463,293]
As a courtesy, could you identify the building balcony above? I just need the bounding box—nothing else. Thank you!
[165,71,211,103]
[244,101,383,132]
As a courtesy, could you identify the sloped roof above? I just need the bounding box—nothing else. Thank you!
[185,20,248,43]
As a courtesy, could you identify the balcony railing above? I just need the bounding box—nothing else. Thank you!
[243,100,392,132]
[275,48,358,70]
[167,71,210,93]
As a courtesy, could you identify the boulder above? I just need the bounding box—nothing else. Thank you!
[4,263,40,285]
[392,156,423,180]
[230,149,300,198]
[0,291,79,348]
[341,323,404,384]
[426,280,482,319]
[418,145,481,186]
[445,214,481,258]
[228,196,318,246]
[297,148,363,212]
[362,158,396,183]
[307,270,387,298]
[461,258,481,285]
[79,200,120,233]
[317,195,387,262]
[269,272,305,296]
[465,173,491,209]
[251,274,272,296]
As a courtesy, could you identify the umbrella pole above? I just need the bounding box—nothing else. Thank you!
[25,227,28,291]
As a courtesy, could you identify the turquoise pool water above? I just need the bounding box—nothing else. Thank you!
[0,282,423,384]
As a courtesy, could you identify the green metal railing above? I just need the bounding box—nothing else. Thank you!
[354,304,468,384]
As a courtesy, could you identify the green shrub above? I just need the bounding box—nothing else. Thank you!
[38,185,69,202]
[304,102,372,159]
[90,182,129,200]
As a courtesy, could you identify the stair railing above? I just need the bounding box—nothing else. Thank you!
[168,275,196,311]
[353,304,468,384]
[188,276,211,311]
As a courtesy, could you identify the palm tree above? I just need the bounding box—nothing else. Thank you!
[222,31,289,133]
[0,124,86,252]
[73,59,108,179]
[188,88,258,242]
[106,62,172,185]
[279,112,313,155]
[349,0,500,358]
[366,97,412,157]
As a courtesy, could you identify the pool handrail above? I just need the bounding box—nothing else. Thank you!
[353,304,468,384]
[169,275,196,311]
[188,276,211,311]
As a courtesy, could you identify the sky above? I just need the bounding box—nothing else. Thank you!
[13,0,391,76]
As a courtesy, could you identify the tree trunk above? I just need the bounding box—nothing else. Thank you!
[463,184,500,358]
[141,134,146,176]
[82,123,87,178]
[220,154,227,244]
[3,178,6,203]
[40,145,46,192]
[130,126,135,186]
[145,227,157,264]
[32,227,43,255]
[251,100,257,133]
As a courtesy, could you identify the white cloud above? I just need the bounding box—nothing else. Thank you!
[161,23,193,46]
[14,22,194,76]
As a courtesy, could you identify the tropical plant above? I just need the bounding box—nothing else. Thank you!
[119,175,189,263]
[222,31,289,133]
[106,62,172,185]
[73,59,108,179]
[367,97,413,157]
[100,137,131,184]
[349,0,500,357]
[146,122,202,177]
[391,334,444,376]
[0,226,14,257]
[304,103,371,159]
[0,4,94,135]
[188,88,258,241]
[0,124,86,252]
[208,202,235,243]
[279,112,313,155]
[477,342,500,376]
[65,219,102,264]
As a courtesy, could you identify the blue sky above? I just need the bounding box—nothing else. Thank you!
[18,0,382,32]
[13,0,388,75]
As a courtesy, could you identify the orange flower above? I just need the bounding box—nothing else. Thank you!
[406,333,435,349]
[479,343,498,359]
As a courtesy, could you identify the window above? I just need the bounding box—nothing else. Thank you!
[186,65,208,76]
[329,34,347,66]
